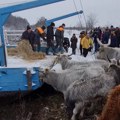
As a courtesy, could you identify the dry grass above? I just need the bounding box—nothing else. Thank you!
[7,39,45,60]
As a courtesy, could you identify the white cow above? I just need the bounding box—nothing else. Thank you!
[52,54,109,71]
[96,39,120,60]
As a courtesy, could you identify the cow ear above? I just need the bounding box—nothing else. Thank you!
[45,68,49,73]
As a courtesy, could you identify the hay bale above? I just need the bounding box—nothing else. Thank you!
[7,39,46,60]
[7,48,18,56]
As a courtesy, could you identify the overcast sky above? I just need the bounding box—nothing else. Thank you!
[0,0,120,27]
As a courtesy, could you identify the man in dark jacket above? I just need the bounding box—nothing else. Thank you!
[55,23,65,53]
[46,22,56,55]
[21,25,35,50]
[70,33,78,55]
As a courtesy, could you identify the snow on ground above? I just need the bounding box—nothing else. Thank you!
[7,55,56,68]
[7,48,96,69]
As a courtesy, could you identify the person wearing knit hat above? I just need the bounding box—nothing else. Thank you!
[21,25,35,51]
[46,22,56,55]
[62,23,65,27]
[27,25,31,30]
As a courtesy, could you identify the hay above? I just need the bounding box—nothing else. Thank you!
[7,39,46,60]
[7,48,18,56]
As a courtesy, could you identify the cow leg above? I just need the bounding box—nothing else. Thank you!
[71,102,84,120]
[79,106,85,118]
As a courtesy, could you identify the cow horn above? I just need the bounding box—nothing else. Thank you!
[97,38,111,47]
[50,59,57,69]
[97,38,103,46]
[107,38,111,46]
[106,55,111,63]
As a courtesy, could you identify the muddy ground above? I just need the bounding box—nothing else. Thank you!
[0,83,105,120]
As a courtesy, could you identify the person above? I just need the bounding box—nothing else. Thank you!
[63,37,70,53]
[88,34,94,52]
[21,25,35,50]
[79,31,85,55]
[109,31,117,47]
[70,34,78,55]
[46,22,56,55]
[34,25,46,52]
[92,28,100,53]
[81,33,92,57]
[102,27,110,44]
[115,27,120,47]
[55,23,65,54]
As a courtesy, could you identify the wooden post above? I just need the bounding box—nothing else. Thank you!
[26,69,32,91]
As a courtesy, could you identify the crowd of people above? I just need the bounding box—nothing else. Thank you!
[71,25,120,57]
[21,24,120,57]
[91,26,120,53]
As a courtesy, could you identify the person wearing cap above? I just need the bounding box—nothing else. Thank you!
[34,25,46,52]
[21,25,35,50]
[46,22,56,55]
[55,23,65,54]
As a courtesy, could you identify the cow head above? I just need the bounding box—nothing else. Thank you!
[96,38,112,60]
[107,60,120,85]
[39,67,49,82]
[97,46,105,59]
[50,54,72,69]
[39,67,56,83]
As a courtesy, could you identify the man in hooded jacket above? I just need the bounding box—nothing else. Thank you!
[55,23,65,53]
[46,22,56,55]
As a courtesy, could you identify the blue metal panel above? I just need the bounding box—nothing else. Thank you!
[46,10,83,26]
[0,67,42,92]
[0,46,5,66]
[0,27,7,66]
[0,14,10,27]
[0,0,65,14]
[0,14,10,66]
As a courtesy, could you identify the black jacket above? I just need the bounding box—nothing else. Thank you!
[47,25,54,40]
[21,30,35,45]
[63,37,70,47]
[70,36,78,49]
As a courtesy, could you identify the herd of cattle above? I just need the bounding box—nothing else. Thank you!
[39,41,120,120]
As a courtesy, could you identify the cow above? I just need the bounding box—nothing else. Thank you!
[96,39,120,60]
[97,85,120,120]
[64,64,120,120]
[51,54,110,71]
[39,63,120,120]
[40,65,105,93]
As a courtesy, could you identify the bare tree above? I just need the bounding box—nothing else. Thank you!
[86,13,97,30]
[35,16,46,27]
